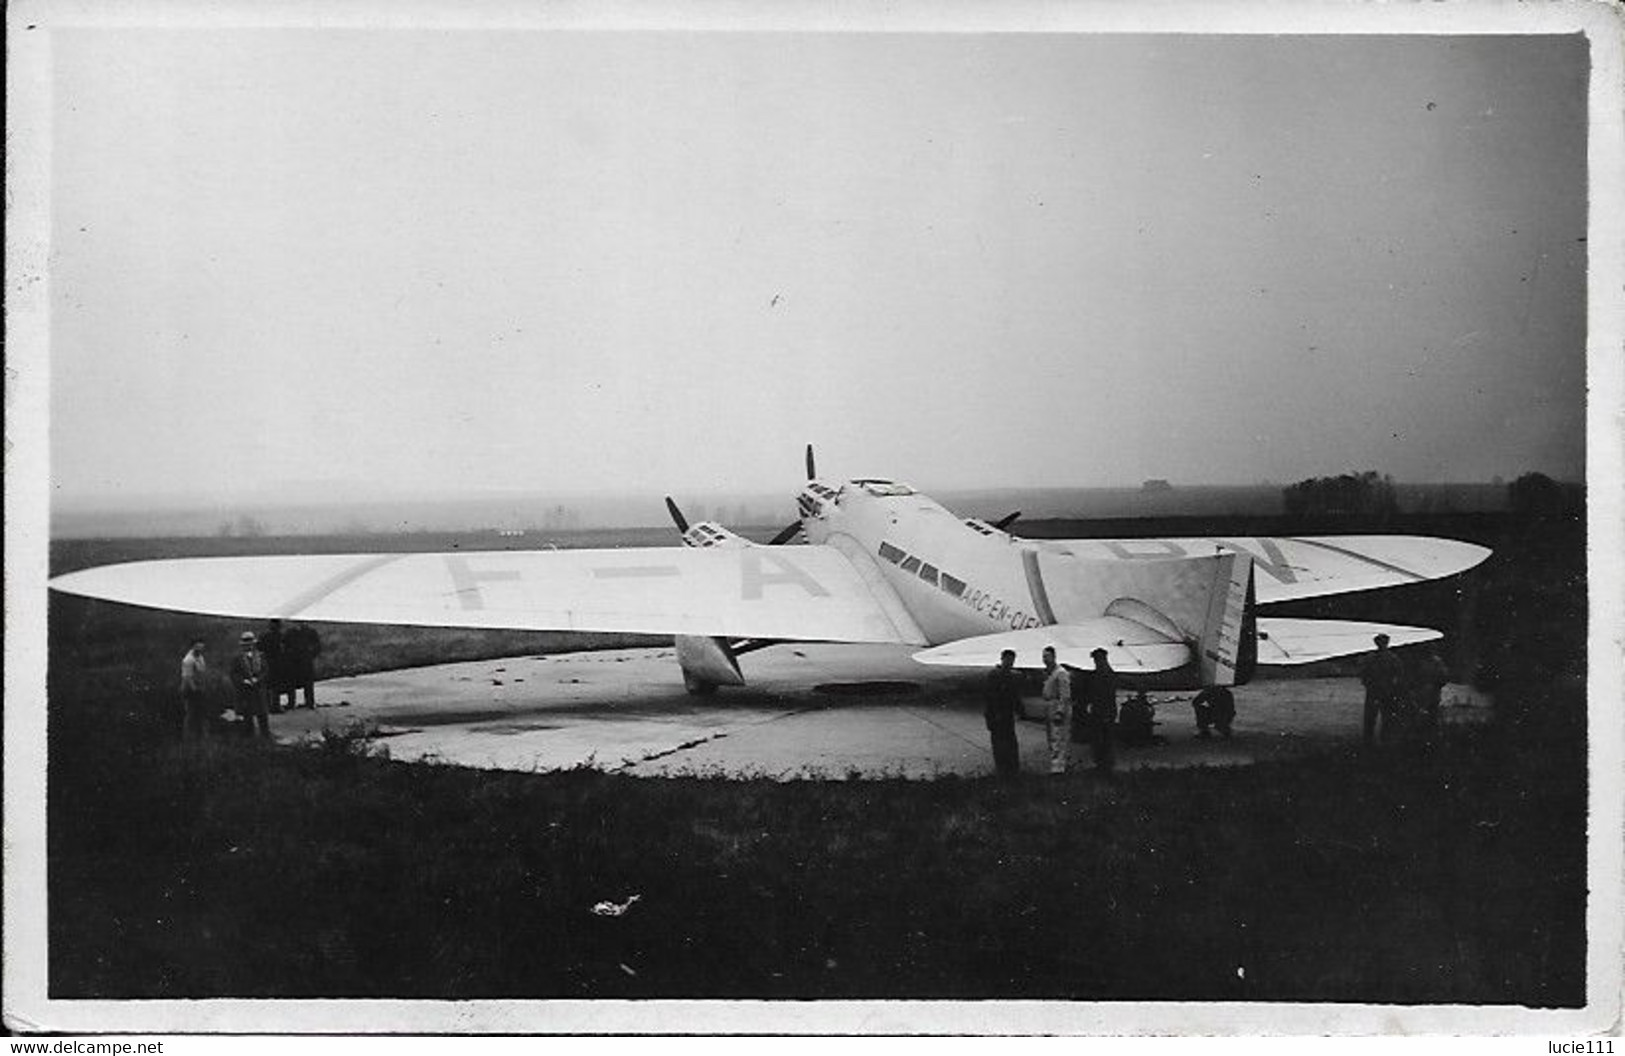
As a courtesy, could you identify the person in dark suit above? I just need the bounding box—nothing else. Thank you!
[260,619,289,713]
[1358,633,1406,743]
[283,622,324,709]
[1086,648,1118,775]
[983,649,1022,779]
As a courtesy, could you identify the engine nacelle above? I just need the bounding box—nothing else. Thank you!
[674,634,746,695]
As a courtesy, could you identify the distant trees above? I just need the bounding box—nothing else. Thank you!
[215,514,267,538]
[1507,471,1582,521]
[1282,471,1399,518]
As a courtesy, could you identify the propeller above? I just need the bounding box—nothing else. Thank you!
[671,446,813,546]
[992,511,1021,531]
[664,496,689,535]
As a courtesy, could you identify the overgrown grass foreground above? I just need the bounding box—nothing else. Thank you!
[47,703,1584,1003]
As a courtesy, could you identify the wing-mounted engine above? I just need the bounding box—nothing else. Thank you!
[671,516,753,692]
[681,522,751,549]
[674,634,746,694]
[664,494,811,694]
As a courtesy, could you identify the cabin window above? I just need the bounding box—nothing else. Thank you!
[856,480,916,497]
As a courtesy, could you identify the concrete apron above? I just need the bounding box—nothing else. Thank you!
[268,643,1492,780]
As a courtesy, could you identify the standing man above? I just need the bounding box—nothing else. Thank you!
[260,619,289,713]
[1191,684,1236,739]
[983,649,1023,780]
[1041,646,1072,775]
[1412,647,1452,742]
[1086,648,1118,775]
[284,621,324,709]
[230,631,272,739]
[1358,633,1405,743]
[179,638,212,740]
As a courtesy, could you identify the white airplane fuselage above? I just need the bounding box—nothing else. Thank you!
[796,478,1046,646]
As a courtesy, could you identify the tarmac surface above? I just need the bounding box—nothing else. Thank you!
[270,643,1491,779]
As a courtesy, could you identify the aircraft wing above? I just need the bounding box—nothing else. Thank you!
[48,546,929,646]
[1036,535,1490,604]
[910,619,1191,673]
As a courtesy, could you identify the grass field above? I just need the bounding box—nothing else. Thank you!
[41,511,1589,1004]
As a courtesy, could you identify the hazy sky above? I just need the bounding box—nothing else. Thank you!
[44,25,1589,505]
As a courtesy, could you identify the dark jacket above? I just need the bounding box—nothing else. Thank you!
[984,666,1021,730]
[284,623,323,682]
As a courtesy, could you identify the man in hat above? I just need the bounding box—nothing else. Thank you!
[1358,633,1405,743]
[983,649,1023,779]
[1086,648,1118,775]
[230,630,272,739]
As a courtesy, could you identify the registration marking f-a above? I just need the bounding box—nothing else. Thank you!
[740,550,829,600]
[444,556,521,611]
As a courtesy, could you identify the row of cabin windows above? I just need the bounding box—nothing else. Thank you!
[877,540,967,598]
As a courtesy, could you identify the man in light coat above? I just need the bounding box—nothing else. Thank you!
[1041,646,1072,775]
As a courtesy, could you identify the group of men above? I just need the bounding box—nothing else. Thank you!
[982,631,1456,777]
[982,646,1123,780]
[1358,633,1452,744]
[177,619,323,740]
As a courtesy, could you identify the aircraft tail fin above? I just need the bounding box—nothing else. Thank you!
[1254,618,1441,666]
[1195,552,1253,686]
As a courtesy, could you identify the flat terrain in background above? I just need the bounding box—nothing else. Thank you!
[41,509,1587,1004]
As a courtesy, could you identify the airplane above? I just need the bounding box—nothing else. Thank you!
[49,447,1491,696]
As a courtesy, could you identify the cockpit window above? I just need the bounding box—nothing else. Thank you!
[854,479,915,497]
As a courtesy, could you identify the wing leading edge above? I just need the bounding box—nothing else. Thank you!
[48,546,928,646]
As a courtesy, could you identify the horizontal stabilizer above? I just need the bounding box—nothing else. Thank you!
[911,618,1191,673]
[1255,618,1441,665]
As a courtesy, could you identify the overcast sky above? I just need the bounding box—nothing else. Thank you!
[44,24,1589,506]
